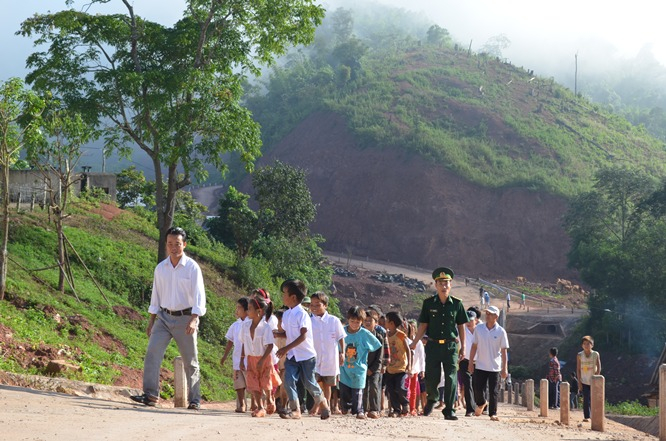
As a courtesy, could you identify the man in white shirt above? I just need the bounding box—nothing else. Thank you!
[131,227,206,410]
[468,305,509,421]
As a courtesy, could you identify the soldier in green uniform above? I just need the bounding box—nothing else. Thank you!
[411,267,469,420]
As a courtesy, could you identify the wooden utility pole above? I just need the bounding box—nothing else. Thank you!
[574,52,578,96]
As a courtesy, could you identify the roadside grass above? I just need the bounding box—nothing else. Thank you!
[606,400,658,416]
[2,203,239,401]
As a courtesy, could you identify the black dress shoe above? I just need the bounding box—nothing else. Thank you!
[423,401,435,416]
[444,413,458,421]
[130,394,156,407]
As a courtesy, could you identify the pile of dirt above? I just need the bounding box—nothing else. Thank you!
[91,203,125,220]
[331,263,432,319]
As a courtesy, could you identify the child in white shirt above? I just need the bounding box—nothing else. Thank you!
[309,292,346,415]
[220,297,249,412]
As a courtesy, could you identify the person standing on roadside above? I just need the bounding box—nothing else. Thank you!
[547,347,562,409]
[411,267,469,420]
[577,335,601,422]
[131,227,206,410]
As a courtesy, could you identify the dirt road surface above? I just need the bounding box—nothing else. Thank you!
[1,257,655,440]
[1,383,656,441]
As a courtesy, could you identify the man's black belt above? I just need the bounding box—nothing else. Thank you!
[161,307,192,316]
[427,338,449,344]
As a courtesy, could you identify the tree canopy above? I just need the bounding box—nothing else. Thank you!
[0,78,45,300]
[19,0,325,261]
[564,166,666,353]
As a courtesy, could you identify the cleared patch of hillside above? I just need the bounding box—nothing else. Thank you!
[247,111,576,282]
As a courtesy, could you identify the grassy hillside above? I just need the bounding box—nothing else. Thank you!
[1,201,249,402]
[249,44,666,197]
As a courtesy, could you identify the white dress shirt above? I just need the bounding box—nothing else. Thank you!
[311,312,346,376]
[148,254,206,316]
[282,305,317,361]
[239,319,275,357]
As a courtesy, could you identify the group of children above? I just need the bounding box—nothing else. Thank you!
[220,278,602,422]
[220,279,429,419]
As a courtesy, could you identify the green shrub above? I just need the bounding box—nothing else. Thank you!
[234,256,274,290]
[606,400,658,416]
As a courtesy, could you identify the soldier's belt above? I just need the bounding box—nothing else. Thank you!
[428,338,448,344]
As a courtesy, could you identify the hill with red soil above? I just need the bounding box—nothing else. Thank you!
[245,110,577,283]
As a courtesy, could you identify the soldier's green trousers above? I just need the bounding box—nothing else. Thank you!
[424,341,458,415]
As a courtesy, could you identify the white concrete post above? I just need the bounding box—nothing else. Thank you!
[514,382,520,404]
[525,379,534,411]
[591,375,605,432]
[659,364,666,441]
[560,382,570,425]
[174,356,188,408]
[540,379,549,417]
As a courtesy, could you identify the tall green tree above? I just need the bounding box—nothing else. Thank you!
[0,78,45,300]
[19,0,325,262]
[426,24,450,46]
[564,167,666,351]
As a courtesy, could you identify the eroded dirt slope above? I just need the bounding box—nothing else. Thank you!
[248,111,577,282]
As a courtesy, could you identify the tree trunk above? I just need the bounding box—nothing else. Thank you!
[56,217,65,294]
[0,164,9,300]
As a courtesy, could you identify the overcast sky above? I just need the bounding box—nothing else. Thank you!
[3,0,664,83]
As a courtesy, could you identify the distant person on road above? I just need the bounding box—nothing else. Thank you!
[468,305,509,422]
[568,372,579,409]
[479,287,484,305]
[520,292,526,309]
[411,267,469,421]
[483,291,490,307]
[506,292,511,311]
[576,335,601,422]
[131,227,206,410]
[547,347,562,409]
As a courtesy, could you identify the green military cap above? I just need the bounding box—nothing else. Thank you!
[432,267,454,281]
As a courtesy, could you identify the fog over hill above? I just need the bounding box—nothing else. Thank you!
[3,0,666,177]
